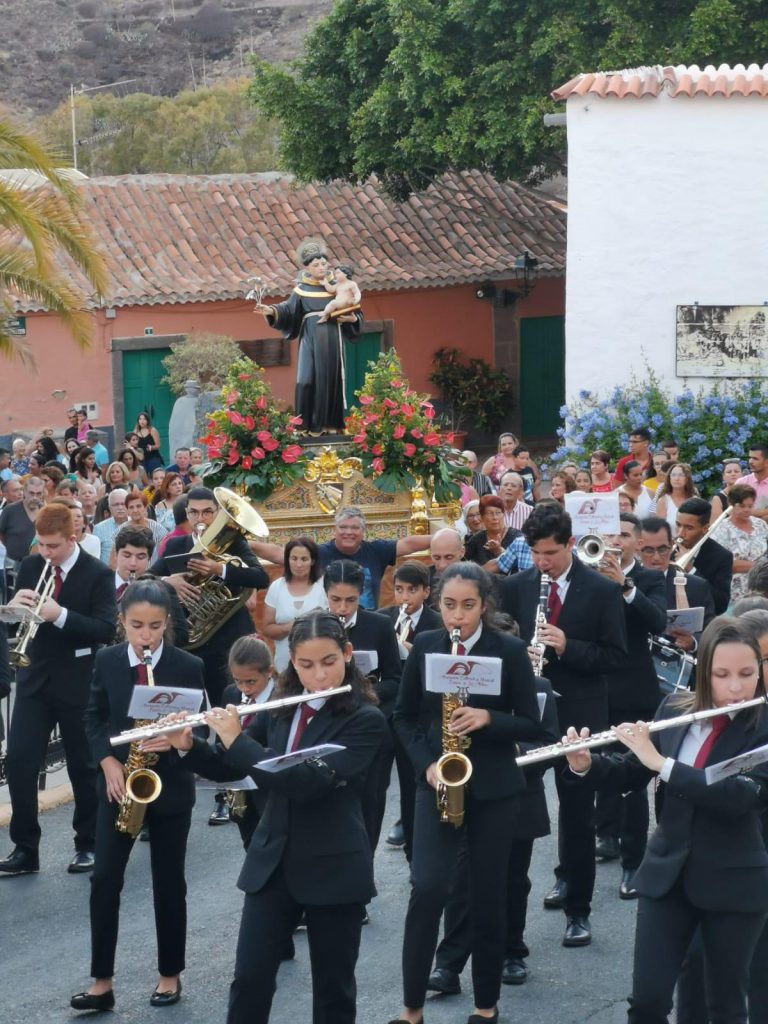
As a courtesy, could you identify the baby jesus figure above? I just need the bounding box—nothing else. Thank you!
[318,264,362,323]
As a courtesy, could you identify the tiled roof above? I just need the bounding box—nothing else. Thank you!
[14,171,565,311]
[552,63,768,101]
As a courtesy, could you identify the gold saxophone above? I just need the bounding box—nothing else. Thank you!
[115,647,163,838]
[434,628,474,827]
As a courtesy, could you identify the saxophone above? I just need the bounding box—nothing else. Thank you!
[434,628,474,827]
[115,647,163,838]
[530,573,552,676]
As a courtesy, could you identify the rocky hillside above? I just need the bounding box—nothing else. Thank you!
[0,0,331,117]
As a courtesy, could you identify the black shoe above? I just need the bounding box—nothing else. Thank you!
[68,850,95,874]
[563,915,592,947]
[427,967,461,995]
[595,835,620,861]
[139,825,150,842]
[543,878,567,909]
[0,848,39,876]
[150,979,181,1007]
[619,869,639,900]
[386,820,405,847]
[208,800,230,826]
[70,989,115,1012]
[501,956,527,985]
[468,1011,498,1024]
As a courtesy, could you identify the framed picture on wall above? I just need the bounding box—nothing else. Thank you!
[676,304,768,377]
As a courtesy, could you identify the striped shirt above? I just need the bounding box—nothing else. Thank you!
[503,501,532,531]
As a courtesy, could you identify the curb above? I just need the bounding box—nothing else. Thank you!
[0,784,73,828]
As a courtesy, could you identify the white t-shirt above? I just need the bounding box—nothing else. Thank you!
[264,576,328,672]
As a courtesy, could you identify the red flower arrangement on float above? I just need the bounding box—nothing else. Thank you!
[344,351,468,503]
[199,357,308,498]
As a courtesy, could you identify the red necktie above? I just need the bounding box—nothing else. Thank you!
[456,642,466,655]
[693,715,729,768]
[290,703,315,752]
[547,581,562,626]
[134,663,149,686]
[116,582,128,602]
[51,566,64,601]
[241,698,257,729]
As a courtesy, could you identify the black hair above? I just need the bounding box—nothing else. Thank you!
[747,557,768,597]
[630,427,651,441]
[660,437,678,448]
[186,485,216,503]
[115,525,154,555]
[36,436,60,463]
[639,515,673,543]
[323,559,364,594]
[171,495,189,527]
[512,444,529,457]
[228,635,273,672]
[272,610,377,714]
[120,579,171,616]
[748,443,768,459]
[678,496,711,525]
[334,263,354,277]
[522,504,572,547]
[0,447,8,458]
[619,512,640,533]
[623,460,641,475]
[435,561,512,632]
[733,596,768,616]
[393,560,431,588]
[284,535,321,583]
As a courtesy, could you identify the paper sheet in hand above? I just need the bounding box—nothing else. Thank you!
[564,492,619,537]
[162,552,196,573]
[705,742,768,785]
[665,607,705,634]
[128,685,203,721]
[425,654,502,696]
[353,650,378,675]
[253,743,346,773]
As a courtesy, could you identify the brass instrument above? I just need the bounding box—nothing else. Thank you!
[4,560,55,668]
[183,487,269,649]
[517,695,768,767]
[434,628,474,827]
[671,507,731,573]
[574,534,622,568]
[115,647,163,838]
[531,573,552,676]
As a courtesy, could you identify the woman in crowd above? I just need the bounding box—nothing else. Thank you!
[574,468,592,492]
[152,473,185,531]
[31,433,62,466]
[654,462,696,531]
[710,458,744,522]
[560,461,580,480]
[144,466,166,505]
[73,580,205,1014]
[75,447,103,495]
[262,536,327,673]
[10,438,29,476]
[65,438,82,474]
[457,499,483,540]
[163,609,386,1024]
[481,433,520,488]
[589,451,614,492]
[390,562,541,1024]
[565,616,768,1024]
[71,502,100,559]
[710,484,768,605]
[122,491,167,548]
[465,495,521,567]
[549,471,576,507]
[41,464,64,502]
[118,446,148,490]
[135,412,163,473]
[94,462,133,524]
[619,460,653,517]
[55,479,79,501]
[642,452,670,496]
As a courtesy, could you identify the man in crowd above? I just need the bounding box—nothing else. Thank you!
[735,443,768,522]
[510,445,539,502]
[0,477,45,588]
[64,408,79,443]
[166,447,193,486]
[93,489,130,564]
[498,471,533,530]
[661,438,679,462]
[675,497,733,614]
[461,450,493,498]
[86,430,110,468]
[0,447,11,482]
[612,427,652,485]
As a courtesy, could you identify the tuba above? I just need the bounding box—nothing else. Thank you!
[183,487,269,649]
[115,647,163,838]
[434,628,474,827]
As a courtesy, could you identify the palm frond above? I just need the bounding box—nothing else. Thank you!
[0,119,79,201]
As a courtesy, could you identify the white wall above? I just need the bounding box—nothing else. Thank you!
[564,92,768,400]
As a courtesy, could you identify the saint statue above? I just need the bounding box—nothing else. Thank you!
[254,238,364,435]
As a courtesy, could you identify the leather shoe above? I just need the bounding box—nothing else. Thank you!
[563,915,592,947]
[595,835,620,861]
[70,989,115,1012]
[467,1011,498,1024]
[208,800,230,825]
[386,820,405,847]
[427,967,461,995]
[0,848,39,876]
[620,869,639,900]
[68,850,95,874]
[543,878,567,909]
[502,956,527,985]
[150,979,181,1007]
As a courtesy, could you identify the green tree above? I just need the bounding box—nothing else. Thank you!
[249,0,768,198]
[0,116,107,361]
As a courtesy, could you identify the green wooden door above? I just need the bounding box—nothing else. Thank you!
[122,348,174,459]
[344,331,382,409]
[520,316,565,437]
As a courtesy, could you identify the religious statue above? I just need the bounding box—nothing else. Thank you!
[253,239,364,435]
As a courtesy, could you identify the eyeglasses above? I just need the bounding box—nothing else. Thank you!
[187,507,217,518]
[639,545,671,556]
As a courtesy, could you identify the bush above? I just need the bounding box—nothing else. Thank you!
[161,330,242,396]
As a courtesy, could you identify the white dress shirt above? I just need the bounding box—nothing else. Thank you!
[52,544,81,629]
[285,692,330,753]
[127,640,164,671]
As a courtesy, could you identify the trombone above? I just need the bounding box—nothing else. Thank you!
[671,507,731,573]
[0,559,55,668]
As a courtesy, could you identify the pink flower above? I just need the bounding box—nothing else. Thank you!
[363,413,379,425]
[241,455,253,470]
[353,432,367,444]
[289,415,303,426]
[424,405,435,420]
[399,404,414,417]
[359,395,374,405]
[262,437,279,452]
[228,411,243,426]
[225,390,239,405]
[371,443,383,456]
[238,373,250,380]
[256,430,272,443]
[426,455,436,463]
[411,428,423,439]
[445,432,455,445]
[243,415,255,431]
[255,396,267,410]
[251,447,266,460]
[424,432,440,446]
[388,407,400,416]
[391,379,402,388]
[227,448,240,466]
[382,398,398,409]
[207,447,221,459]
[281,445,303,464]
[403,443,416,457]
[392,424,406,439]
[371,457,385,473]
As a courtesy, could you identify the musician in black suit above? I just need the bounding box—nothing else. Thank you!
[113,526,189,647]
[72,580,205,1013]
[675,497,734,615]
[592,514,667,895]
[163,610,387,1024]
[565,616,768,1024]
[323,559,402,852]
[0,504,116,876]
[0,621,10,744]
[390,562,542,1024]
[500,503,627,947]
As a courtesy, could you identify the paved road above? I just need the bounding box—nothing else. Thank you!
[0,779,636,1024]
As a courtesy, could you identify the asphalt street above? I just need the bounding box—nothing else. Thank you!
[0,778,637,1024]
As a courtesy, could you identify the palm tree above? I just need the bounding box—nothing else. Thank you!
[0,116,108,362]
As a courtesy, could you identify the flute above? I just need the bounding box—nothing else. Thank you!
[110,685,352,747]
[516,695,768,767]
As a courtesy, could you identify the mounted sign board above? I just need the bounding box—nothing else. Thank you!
[5,316,26,336]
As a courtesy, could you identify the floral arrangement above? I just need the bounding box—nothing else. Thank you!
[344,350,468,503]
[549,366,768,490]
[199,357,308,498]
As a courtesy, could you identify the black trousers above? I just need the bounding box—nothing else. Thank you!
[228,866,364,1024]
[436,836,535,972]
[393,723,417,861]
[362,725,395,854]
[89,798,191,978]
[628,880,766,1023]
[6,688,97,853]
[402,784,517,1010]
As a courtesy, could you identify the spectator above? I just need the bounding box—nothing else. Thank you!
[151,472,185,532]
[55,479,78,501]
[30,433,61,466]
[464,494,521,567]
[64,438,82,473]
[661,437,679,462]
[710,484,768,604]
[0,476,44,569]
[1,476,23,506]
[92,489,130,564]
[618,491,636,514]
[93,462,132,524]
[549,471,576,506]
[735,444,768,522]
[154,496,190,559]
[61,500,100,559]
[612,426,652,485]
[497,471,533,530]
[166,447,193,486]
[458,500,483,539]
[262,536,328,672]
[77,482,98,526]
[75,447,102,494]
[589,450,613,492]
[0,448,11,482]
[618,460,653,517]
[461,450,493,498]
[26,453,45,479]
[75,408,91,443]
[86,430,110,468]
[560,461,580,480]
[511,445,539,502]
[654,462,696,531]
[120,490,168,550]
[481,432,520,488]
[64,408,79,443]
[134,411,163,472]
[144,465,166,505]
[574,469,592,492]
[642,451,670,496]
[10,439,29,477]
[116,447,147,490]
[41,464,64,502]
[710,458,744,522]
[0,477,23,597]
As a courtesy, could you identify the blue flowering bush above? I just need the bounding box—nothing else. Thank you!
[549,369,768,490]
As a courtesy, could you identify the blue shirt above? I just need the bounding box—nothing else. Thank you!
[318,539,397,609]
[496,535,534,574]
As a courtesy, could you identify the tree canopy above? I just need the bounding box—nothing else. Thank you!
[249,0,768,198]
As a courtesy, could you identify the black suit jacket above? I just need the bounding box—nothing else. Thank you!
[378,603,442,647]
[393,627,543,800]
[687,536,733,615]
[84,642,205,815]
[585,698,768,912]
[346,609,403,717]
[180,696,387,904]
[606,562,667,712]
[14,549,117,705]
[513,678,560,840]
[220,681,272,819]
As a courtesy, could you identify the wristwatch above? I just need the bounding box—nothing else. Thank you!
[621,577,635,594]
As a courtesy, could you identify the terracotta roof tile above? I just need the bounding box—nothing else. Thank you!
[552,63,768,101]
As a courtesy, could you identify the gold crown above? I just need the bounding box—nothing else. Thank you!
[296,237,327,264]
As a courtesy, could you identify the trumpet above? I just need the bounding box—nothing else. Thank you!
[516,695,767,767]
[574,534,622,568]
[110,685,352,747]
[0,559,56,668]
